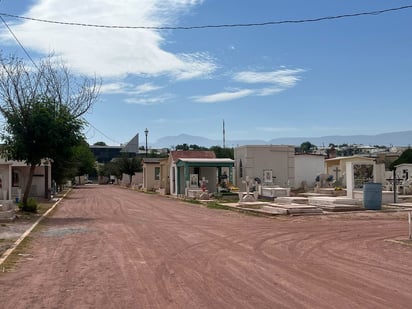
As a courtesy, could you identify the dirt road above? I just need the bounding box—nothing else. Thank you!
[1,185,412,308]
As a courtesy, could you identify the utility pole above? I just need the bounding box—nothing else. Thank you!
[223,119,226,149]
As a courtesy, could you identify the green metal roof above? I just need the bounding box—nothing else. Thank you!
[176,158,234,168]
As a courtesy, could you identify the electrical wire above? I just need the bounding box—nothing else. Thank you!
[0,0,37,67]
[85,121,123,145]
[0,2,119,148]
[0,15,38,69]
[0,2,115,147]
[0,5,411,30]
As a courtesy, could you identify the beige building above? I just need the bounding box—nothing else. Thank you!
[168,151,234,196]
[169,150,215,196]
[325,155,381,188]
[295,154,325,189]
[0,157,52,201]
[158,158,170,195]
[142,158,162,192]
[234,145,295,190]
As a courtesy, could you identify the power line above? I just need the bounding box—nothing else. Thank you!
[0,5,411,30]
[85,121,123,145]
[0,2,122,149]
[0,2,117,147]
[0,0,37,67]
[0,15,38,69]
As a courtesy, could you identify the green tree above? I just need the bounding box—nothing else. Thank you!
[99,161,121,181]
[2,97,84,207]
[300,141,317,153]
[93,141,107,146]
[116,155,142,185]
[176,143,190,150]
[210,146,234,159]
[51,149,79,191]
[148,149,158,157]
[72,141,97,176]
[390,148,412,170]
[51,141,96,190]
[189,144,208,150]
[0,54,99,208]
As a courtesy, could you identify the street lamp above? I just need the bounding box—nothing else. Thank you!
[144,128,149,157]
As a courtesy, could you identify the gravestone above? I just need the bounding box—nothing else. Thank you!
[240,176,257,203]
[315,174,333,190]
[199,177,208,192]
[199,177,209,200]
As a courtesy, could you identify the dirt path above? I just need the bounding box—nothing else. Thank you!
[1,185,412,308]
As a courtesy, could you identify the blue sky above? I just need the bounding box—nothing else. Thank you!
[0,1,411,146]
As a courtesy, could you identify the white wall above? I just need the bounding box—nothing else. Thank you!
[199,167,217,192]
[121,172,143,187]
[295,154,325,189]
[234,145,295,190]
[395,164,412,181]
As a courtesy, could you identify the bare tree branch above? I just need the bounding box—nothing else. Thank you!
[0,52,101,206]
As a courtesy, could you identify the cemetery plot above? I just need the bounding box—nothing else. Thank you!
[1,186,412,308]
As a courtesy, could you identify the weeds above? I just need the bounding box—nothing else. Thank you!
[186,199,202,205]
[206,201,230,210]
[17,198,38,213]
[1,236,33,273]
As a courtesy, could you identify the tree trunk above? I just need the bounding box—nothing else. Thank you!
[129,174,132,186]
[23,164,36,206]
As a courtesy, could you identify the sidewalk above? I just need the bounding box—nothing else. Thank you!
[0,192,69,266]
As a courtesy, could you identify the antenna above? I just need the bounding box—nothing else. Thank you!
[223,119,226,148]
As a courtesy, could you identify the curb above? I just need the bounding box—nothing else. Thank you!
[0,189,71,267]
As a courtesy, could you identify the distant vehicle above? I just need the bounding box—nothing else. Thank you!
[86,180,93,184]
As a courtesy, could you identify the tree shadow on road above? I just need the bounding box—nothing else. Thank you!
[40,217,94,227]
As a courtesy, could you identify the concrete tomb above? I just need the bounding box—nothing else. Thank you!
[239,176,257,203]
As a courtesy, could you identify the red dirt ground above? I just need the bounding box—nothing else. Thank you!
[1,185,412,308]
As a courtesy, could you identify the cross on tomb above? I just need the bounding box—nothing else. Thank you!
[333,167,341,182]
[242,176,251,195]
[200,177,208,191]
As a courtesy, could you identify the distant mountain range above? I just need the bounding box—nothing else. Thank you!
[151,130,412,148]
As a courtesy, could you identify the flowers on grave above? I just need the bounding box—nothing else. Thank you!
[227,182,239,192]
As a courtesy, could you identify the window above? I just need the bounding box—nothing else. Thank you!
[239,159,243,178]
[154,167,160,180]
[12,170,20,187]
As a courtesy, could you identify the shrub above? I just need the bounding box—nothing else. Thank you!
[18,198,38,213]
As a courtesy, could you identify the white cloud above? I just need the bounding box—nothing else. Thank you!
[256,87,283,96]
[125,94,172,105]
[191,68,305,103]
[234,69,305,87]
[2,0,214,79]
[100,82,133,94]
[101,82,162,95]
[174,53,217,80]
[192,89,254,103]
[135,83,162,94]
